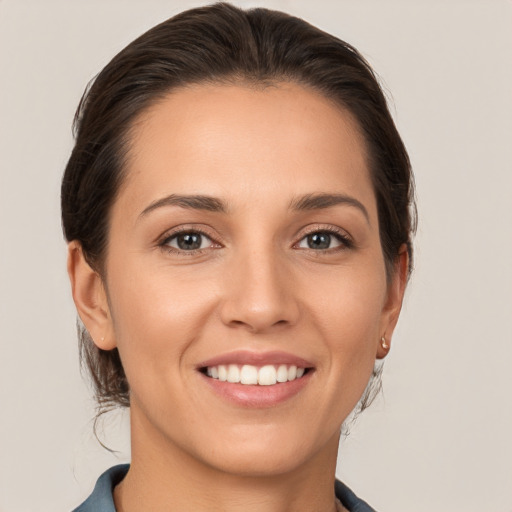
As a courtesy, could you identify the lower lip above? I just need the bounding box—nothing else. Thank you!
[199,371,312,408]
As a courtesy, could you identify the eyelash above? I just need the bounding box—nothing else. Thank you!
[158,225,354,256]
[158,227,219,256]
[297,226,354,252]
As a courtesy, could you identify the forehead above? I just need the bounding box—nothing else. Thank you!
[119,82,375,217]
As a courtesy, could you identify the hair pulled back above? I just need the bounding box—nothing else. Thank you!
[62,2,415,413]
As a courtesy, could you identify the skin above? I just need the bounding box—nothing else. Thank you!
[68,82,408,512]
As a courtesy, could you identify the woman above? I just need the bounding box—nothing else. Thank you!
[63,3,415,511]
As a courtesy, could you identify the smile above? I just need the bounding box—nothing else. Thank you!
[197,351,314,407]
[204,364,307,386]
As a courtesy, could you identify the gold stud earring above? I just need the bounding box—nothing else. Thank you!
[381,336,389,350]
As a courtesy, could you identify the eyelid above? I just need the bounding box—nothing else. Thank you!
[294,224,354,250]
[156,223,354,256]
[157,225,222,254]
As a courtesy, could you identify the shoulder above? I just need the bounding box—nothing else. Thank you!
[335,480,378,512]
[72,464,129,512]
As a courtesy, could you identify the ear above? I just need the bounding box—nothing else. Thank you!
[376,244,409,359]
[67,241,116,350]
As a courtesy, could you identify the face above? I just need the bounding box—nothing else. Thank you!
[76,82,405,477]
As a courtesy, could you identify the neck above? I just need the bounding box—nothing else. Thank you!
[114,408,342,512]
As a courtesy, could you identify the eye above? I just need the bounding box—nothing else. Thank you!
[163,230,214,252]
[297,230,351,251]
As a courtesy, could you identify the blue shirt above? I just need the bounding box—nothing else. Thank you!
[73,464,377,512]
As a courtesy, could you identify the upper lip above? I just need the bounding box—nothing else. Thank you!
[197,350,314,369]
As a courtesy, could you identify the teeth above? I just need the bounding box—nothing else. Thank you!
[204,363,307,386]
[227,364,240,383]
[218,365,227,381]
[258,365,277,385]
[276,364,288,383]
[240,365,258,385]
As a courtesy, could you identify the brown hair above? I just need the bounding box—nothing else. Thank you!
[62,2,415,414]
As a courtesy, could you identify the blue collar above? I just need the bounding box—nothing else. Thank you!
[73,464,376,512]
[72,464,129,512]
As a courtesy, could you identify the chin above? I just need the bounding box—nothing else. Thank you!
[188,424,339,478]
[203,444,313,478]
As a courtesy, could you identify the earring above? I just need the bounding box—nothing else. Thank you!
[381,336,389,350]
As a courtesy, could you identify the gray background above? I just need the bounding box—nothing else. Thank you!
[1,1,511,510]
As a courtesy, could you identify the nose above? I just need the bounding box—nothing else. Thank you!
[219,246,300,334]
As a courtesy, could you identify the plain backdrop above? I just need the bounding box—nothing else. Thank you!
[1,1,511,511]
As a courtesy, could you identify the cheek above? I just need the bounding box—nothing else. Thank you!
[105,261,219,389]
[109,254,215,328]
[307,257,387,367]
[316,254,386,306]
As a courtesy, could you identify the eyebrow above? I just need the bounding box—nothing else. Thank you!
[288,193,370,223]
[139,192,369,223]
[139,194,228,218]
